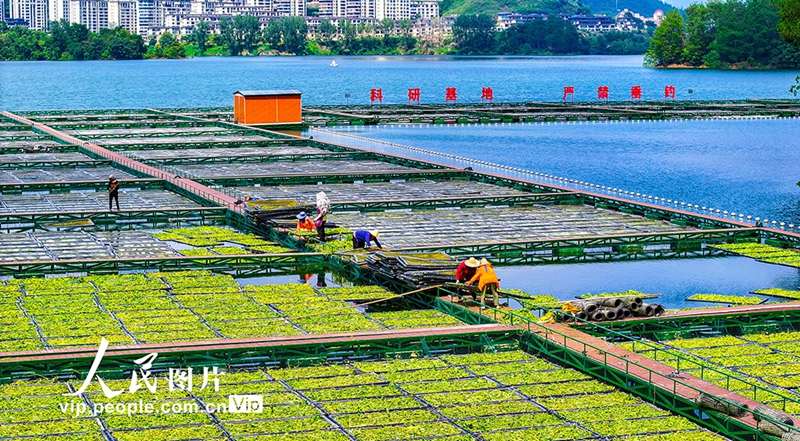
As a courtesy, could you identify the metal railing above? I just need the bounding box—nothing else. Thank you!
[77,141,244,215]
[438,290,800,437]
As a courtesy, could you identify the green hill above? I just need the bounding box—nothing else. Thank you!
[441,0,586,16]
[441,0,672,18]
[581,0,673,16]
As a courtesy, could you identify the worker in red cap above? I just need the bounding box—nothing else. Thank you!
[466,258,500,308]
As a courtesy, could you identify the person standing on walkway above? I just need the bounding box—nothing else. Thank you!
[314,191,330,241]
[466,258,500,308]
[108,175,120,211]
[352,229,382,250]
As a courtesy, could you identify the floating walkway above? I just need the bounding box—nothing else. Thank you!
[0,324,518,380]
[303,99,800,126]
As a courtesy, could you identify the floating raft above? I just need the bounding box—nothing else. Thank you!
[304,99,800,126]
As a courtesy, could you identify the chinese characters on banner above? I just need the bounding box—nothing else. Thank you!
[370,88,383,104]
[408,88,421,104]
[481,87,494,103]
[631,86,642,101]
[563,86,575,102]
[598,86,609,101]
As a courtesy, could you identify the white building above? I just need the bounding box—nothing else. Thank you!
[69,0,108,32]
[154,0,191,26]
[48,0,70,22]
[495,12,546,29]
[359,0,373,18]
[318,0,360,17]
[108,0,138,31]
[375,0,409,20]
[410,0,436,18]
[137,0,156,32]
[274,0,303,16]
[189,0,213,14]
[9,0,48,29]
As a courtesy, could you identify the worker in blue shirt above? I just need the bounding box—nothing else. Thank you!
[353,229,382,249]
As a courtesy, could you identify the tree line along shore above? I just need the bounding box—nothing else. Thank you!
[1,0,798,70]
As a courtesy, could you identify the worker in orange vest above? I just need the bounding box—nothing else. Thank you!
[466,258,500,308]
[296,212,315,232]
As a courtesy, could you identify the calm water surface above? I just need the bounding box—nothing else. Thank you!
[317,118,800,226]
[2,55,800,109]
[500,257,800,309]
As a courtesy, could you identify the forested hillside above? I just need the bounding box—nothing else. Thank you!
[646,0,800,68]
[581,0,673,16]
[441,0,672,18]
[440,0,586,16]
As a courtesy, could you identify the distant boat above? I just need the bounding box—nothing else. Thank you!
[330,60,338,67]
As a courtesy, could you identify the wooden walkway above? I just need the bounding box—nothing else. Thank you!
[0,324,516,364]
[0,111,243,212]
[449,299,800,431]
[532,322,800,428]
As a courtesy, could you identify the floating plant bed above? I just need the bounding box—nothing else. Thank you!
[618,333,800,414]
[577,290,661,300]
[0,350,728,440]
[686,294,767,306]
[228,180,527,204]
[711,243,800,268]
[0,270,476,352]
[0,167,136,184]
[752,288,800,300]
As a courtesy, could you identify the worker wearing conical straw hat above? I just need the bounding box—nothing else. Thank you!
[352,229,382,250]
[456,257,480,283]
[466,258,500,309]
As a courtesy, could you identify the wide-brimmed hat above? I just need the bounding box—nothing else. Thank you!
[464,257,480,268]
[480,258,491,266]
[109,175,115,180]
[370,230,380,238]
[297,212,307,220]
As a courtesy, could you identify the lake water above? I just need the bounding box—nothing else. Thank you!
[314,117,800,226]
[498,257,800,310]
[2,55,800,110]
